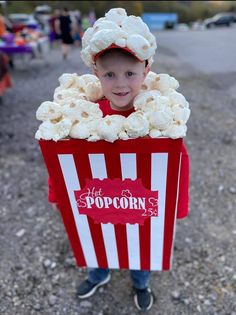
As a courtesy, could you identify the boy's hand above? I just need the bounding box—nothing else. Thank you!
[51,203,59,211]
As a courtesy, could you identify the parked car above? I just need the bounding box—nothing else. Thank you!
[204,13,236,28]
[8,14,39,32]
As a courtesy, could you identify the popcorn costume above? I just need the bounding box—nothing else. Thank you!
[37,8,190,295]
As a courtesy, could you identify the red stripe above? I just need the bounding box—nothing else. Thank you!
[105,149,129,269]
[39,141,86,266]
[137,153,151,270]
[87,217,108,268]
[74,151,108,269]
[162,151,181,270]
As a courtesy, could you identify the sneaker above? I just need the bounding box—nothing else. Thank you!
[76,274,111,299]
[134,287,154,311]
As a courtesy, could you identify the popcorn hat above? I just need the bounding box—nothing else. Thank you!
[81,8,157,67]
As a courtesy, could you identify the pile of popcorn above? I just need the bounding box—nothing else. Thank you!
[35,71,190,142]
[81,8,157,67]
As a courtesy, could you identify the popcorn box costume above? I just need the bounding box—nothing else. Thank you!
[36,8,190,271]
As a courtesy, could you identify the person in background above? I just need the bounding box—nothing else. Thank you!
[81,15,90,32]
[71,10,82,47]
[55,7,74,60]
[88,10,96,27]
[48,9,61,47]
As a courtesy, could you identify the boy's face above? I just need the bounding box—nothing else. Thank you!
[94,52,149,111]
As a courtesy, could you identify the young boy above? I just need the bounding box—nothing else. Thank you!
[76,48,153,311]
[48,8,189,311]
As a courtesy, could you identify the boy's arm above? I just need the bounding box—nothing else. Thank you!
[48,177,58,204]
[176,142,190,219]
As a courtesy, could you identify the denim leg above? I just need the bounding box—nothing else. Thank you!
[130,270,151,289]
[87,268,110,284]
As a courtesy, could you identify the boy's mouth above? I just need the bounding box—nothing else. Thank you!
[113,92,129,96]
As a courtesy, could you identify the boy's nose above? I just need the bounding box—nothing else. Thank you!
[115,77,127,88]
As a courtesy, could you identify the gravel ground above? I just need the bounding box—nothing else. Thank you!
[0,42,236,315]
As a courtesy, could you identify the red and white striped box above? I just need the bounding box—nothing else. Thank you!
[39,137,183,271]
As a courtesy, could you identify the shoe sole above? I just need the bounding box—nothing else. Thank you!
[134,292,154,311]
[77,273,111,299]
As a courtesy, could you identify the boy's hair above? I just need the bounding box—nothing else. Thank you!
[96,48,148,67]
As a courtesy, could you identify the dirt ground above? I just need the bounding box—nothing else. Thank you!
[0,42,236,315]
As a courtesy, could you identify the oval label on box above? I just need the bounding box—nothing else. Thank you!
[74,178,158,225]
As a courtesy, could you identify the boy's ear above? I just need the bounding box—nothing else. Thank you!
[144,65,150,78]
[93,64,98,77]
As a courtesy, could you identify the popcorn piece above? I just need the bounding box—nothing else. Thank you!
[81,27,94,49]
[36,101,62,121]
[35,118,72,141]
[164,89,189,108]
[81,46,93,67]
[90,29,128,54]
[105,8,127,26]
[93,20,120,33]
[149,128,162,138]
[145,97,174,130]
[62,99,103,123]
[58,73,78,89]
[121,15,151,39]
[85,81,103,102]
[126,34,154,61]
[162,123,187,139]
[97,115,125,142]
[87,134,101,142]
[133,90,161,111]
[124,111,149,138]
[154,74,180,93]
[115,37,127,48]
[74,74,103,101]
[53,88,84,104]
[172,105,191,124]
[69,119,100,139]
[119,130,129,140]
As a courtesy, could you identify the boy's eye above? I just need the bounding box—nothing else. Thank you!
[105,72,114,78]
[127,71,134,77]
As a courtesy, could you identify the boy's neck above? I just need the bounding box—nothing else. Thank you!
[110,101,134,112]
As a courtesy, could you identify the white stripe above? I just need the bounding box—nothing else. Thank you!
[120,154,137,180]
[88,154,107,179]
[58,154,98,268]
[120,153,140,270]
[150,153,168,270]
[101,223,119,269]
[88,154,119,269]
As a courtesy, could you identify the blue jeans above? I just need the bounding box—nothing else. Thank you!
[88,268,151,290]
